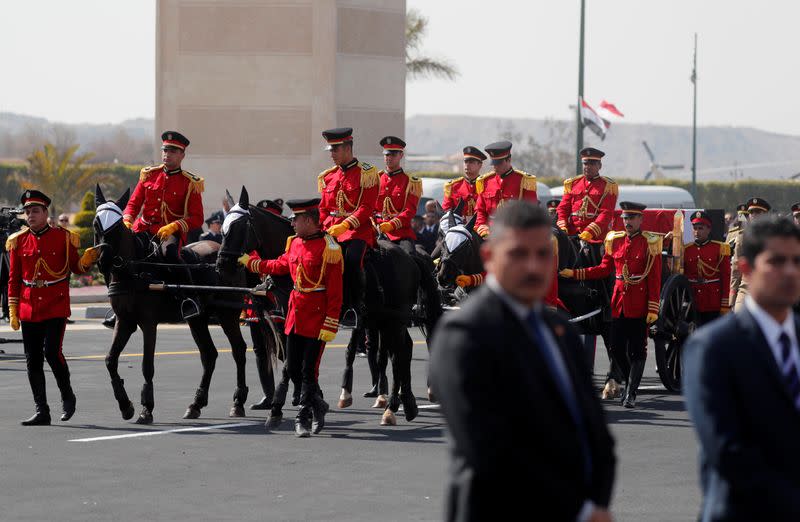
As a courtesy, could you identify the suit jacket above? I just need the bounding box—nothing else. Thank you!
[417,224,439,254]
[683,308,800,521]
[430,285,616,522]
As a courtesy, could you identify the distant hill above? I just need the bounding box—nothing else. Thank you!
[3,111,800,181]
[406,115,800,181]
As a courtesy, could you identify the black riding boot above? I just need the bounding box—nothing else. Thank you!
[22,368,50,425]
[111,377,135,420]
[295,406,312,438]
[230,386,248,417]
[136,382,154,424]
[624,360,646,409]
[311,389,329,435]
[60,387,76,422]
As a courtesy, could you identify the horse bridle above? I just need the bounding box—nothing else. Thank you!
[217,208,260,270]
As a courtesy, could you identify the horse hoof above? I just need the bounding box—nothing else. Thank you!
[427,387,437,403]
[337,390,352,409]
[372,395,387,409]
[121,402,135,421]
[183,406,201,420]
[229,405,246,418]
[380,409,396,426]
[135,410,153,425]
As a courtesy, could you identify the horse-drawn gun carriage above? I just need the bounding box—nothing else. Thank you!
[434,201,728,393]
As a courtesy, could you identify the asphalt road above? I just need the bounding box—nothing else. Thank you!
[0,309,700,521]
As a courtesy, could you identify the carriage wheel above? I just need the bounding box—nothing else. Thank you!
[652,274,696,392]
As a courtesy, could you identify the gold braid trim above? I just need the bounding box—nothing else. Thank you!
[285,235,296,253]
[32,230,71,279]
[518,171,537,192]
[408,177,422,197]
[714,240,731,257]
[139,164,162,182]
[620,232,663,286]
[604,231,625,255]
[603,176,618,196]
[69,230,80,249]
[475,172,494,195]
[443,179,455,198]
[294,235,342,292]
[317,166,337,193]
[563,175,582,194]
[359,163,379,189]
[5,227,29,251]
[323,234,343,265]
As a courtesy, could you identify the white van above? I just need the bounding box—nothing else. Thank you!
[548,184,695,209]
[418,177,553,214]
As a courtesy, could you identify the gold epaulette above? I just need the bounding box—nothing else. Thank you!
[518,170,537,192]
[140,164,163,182]
[602,176,618,196]
[68,230,80,249]
[181,170,204,193]
[359,162,379,189]
[604,230,625,255]
[317,166,337,193]
[5,227,29,251]
[712,240,731,256]
[475,172,495,195]
[643,231,664,257]
[285,235,297,253]
[323,234,343,265]
[443,178,455,198]
[563,175,583,194]
[408,176,423,197]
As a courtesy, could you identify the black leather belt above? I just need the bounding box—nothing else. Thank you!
[688,279,719,284]
[23,276,68,288]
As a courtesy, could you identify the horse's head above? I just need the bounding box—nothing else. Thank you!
[436,214,483,287]
[93,184,131,274]
[438,199,466,237]
[217,186,256,274]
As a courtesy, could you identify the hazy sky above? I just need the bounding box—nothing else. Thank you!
[1,1,798,136]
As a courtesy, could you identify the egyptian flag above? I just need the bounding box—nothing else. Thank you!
[580,99,608,139]
[597,100,625,131]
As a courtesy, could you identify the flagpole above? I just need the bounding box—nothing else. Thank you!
[691,33,698,200]
[576,0,585,176]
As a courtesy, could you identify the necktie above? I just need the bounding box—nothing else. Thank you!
[779,332,800,408]
[526,311,592,481]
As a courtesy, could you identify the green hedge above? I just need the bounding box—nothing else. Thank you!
[416,171,800,212]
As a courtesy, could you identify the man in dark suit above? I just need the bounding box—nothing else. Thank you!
[683,215,800,521]
[417,211,439,254]
[430,201,616,522]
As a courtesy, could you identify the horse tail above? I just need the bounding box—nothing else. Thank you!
[412,255,443,342]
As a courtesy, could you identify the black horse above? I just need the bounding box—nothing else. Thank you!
[94,186,269,424]
[435,206,483,304]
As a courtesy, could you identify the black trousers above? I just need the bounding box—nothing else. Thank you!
[341,239,367,312]
[285,331,325,408]
[696,311,720,327]
[22,318,73,411]
[610,315,648,379]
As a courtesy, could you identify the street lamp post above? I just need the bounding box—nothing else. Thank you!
[691,33,698,200]
[575,0,585,177]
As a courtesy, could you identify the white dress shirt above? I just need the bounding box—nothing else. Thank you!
[745,297,800,404]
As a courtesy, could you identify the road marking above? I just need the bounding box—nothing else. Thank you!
[68,422,258,442]
[0,340,429,364]
[417,404,440,410]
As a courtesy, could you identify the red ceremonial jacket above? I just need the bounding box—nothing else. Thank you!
[7,226,86,321]
[683,240,731,313]
[442,177,479,218]
[556,174,618,241]
[574,231,662,318]
[318,158,379,246]
[123,164,205,241]
[474,168,538,236]
[247,232,343,339]
[375,169,422,242]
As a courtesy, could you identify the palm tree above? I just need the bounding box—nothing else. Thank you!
[21,143,118,215]
[406,8,458,81]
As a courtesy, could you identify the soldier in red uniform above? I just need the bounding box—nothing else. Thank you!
[683,211,731,326]
[442,146,486,218]
[7,190,100,425]
[317,127,379,326]
[123,131,204,261]
[556,147,618,242]
[560,201,663,408]
[239,198,343,438]
[474,141,538,238]
[375,136,422,255]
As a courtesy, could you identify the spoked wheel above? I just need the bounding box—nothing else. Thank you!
[652,275,696,392]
